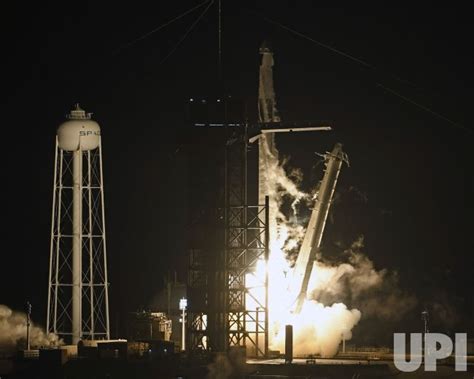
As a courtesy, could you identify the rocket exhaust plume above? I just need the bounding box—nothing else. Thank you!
[253,141,363,357]
[252,43,416,357]
[0,304,62,351]
[252,42,361,357]
[249,139,363,357]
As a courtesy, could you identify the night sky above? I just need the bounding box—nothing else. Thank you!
[4,2,472,343]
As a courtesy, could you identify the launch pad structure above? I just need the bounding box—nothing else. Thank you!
[186,45,337,357]
[187,124,271,357]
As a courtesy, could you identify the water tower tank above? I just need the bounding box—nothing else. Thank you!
[57,104,100,151]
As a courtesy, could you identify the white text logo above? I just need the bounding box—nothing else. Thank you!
[393,333,467,372]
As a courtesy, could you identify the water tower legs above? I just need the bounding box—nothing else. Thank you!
[72,150,82,344]
[47,131,110,344]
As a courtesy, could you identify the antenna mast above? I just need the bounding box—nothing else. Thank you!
[218,0,222,84]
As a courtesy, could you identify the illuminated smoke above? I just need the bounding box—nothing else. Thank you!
[308,237,418,322]
[261,262,363,358]
[0,304,62,351]
[255,136,362,358]
[308,247,386,301]
[259,134,308,255]
[271,302,361,357]
[255,136,419,357]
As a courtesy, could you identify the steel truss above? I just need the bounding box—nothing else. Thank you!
[47,137,110,343]
[225,127,270,356]
[187,248,209,350]
[187,127,269,357]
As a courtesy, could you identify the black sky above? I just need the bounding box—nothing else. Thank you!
[3,3,473,342]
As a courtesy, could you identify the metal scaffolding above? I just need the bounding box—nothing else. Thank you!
[187,248,209,350]
[47,137,110,343]
[187,126,269,356]
[224,128,269,356]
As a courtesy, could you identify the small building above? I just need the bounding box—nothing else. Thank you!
[127,311,172,342]
[148,275,186,346]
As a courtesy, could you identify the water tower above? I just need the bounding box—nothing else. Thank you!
[46,104,110,344]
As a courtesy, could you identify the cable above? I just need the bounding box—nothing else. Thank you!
[248,10,422,91]
[159,0,214,65]
[377,84,470,133]
[248,10,376,69]
[218,0,222,82]
[112,0,212,55]
[248,9,470,133]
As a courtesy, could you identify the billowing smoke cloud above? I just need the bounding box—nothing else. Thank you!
[0,305,62,351]
[260,134,418,357]
[270,302,361,357]
[308,237,418,322]
[260,135,307,207]
[268,240,365,357]
[269,236,418,357]
[258,138,363,358]
[259,134,308,253]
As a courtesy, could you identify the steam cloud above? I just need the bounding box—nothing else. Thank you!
[0,304,62,351]
[260,136,363,357]
[269,236,417,357]
[259,134,308,251]
[308,237,418,322]
[270,302,362,357]
[261,136,417,357]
